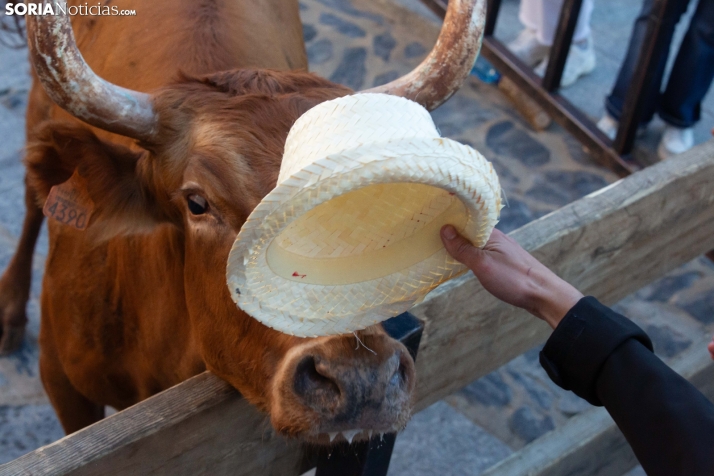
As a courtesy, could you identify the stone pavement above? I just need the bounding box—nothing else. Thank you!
[0,0,713,473]
[0,40,60,465]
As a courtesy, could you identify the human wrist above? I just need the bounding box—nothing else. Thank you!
[530,279,584,329]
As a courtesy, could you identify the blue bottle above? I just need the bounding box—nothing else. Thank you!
[470,56,501,84]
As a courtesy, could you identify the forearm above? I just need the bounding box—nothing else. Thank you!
[540,297,714,475]
[597,340,714,476]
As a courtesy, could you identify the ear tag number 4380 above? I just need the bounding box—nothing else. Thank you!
[42,171,95,231]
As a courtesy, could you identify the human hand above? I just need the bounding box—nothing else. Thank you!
[708,336,714,361]
[440,225,583,329]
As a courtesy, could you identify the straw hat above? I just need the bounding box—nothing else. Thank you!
[226,93,501,337]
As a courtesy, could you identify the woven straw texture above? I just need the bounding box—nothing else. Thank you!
[227,94,502,337]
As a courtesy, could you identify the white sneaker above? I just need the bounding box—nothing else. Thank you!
[657,125,694,160]
[596,112,647,141]
[596,113,619,140]
[507,28,550,67]
[534,36,596,88]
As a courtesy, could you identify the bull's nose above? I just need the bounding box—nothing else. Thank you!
[292,350,413,415]
[293,355,342,411]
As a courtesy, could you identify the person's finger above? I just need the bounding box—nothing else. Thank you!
[440,225,484,269]
[708,337,714,361]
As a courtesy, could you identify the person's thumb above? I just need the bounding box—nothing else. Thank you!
[440,225,482,269]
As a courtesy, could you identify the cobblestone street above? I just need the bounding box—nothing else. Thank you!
[0,0,713,473]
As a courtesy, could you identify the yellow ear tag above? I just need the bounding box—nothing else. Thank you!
[43,171,95,231]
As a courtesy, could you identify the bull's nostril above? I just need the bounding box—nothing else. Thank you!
[393,351,414,391]
[399,361,408,386]
[293,356,341,407]
[390,359,409,389]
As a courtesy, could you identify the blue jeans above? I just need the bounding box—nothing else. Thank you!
[606,0,714,128]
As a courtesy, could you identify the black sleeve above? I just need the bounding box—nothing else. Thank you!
[539,296,714,476]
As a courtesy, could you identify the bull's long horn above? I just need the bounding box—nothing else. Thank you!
[362,0,486,111]
[26,2,157,142]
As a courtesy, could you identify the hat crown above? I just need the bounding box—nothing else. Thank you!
[228,92,501,337]
[279,94,439,184]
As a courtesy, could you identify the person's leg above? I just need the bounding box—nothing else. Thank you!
[526,0,593,46]
[533,0,560,46]
[656,0,714,158]
[529,0,597,87]
[659,0,714,128]
[511,0,552,66]
[519,0,543,35]
[573,0,594,43]
[604,0,691,126]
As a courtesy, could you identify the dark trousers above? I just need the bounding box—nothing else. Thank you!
[605,0,714,128]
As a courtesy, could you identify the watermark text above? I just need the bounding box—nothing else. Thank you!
[5,2,137,16]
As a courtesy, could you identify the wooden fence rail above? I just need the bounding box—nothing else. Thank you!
[2,140,714,475]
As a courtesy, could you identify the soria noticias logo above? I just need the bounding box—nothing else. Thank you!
[5,2,137,16]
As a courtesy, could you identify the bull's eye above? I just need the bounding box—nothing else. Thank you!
[187,194,208,215]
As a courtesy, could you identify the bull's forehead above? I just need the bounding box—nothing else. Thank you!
[191,118,240,151]
[190,119,253,181]
[181,117,282,222]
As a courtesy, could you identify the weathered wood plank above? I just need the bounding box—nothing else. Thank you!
[411,139,714,411]
[0,373,301,476]
[480,336,714,476]
[2,141,713,475]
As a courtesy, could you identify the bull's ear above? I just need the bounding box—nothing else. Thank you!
[26,122,173,238]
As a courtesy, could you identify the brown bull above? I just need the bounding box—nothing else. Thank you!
[0,0,485,439]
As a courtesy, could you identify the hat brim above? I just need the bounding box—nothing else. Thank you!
[226,137,501,337]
